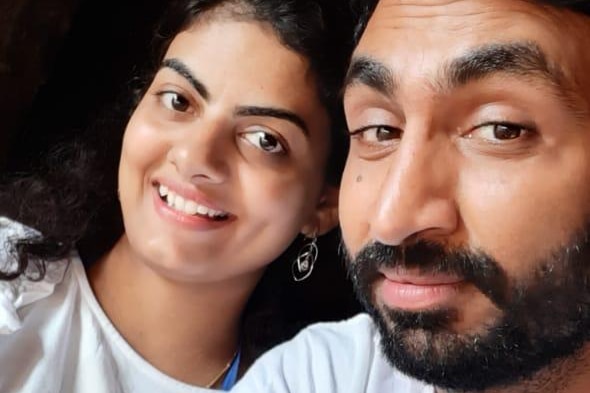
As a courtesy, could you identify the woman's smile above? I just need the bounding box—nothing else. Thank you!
[152,181,235,231]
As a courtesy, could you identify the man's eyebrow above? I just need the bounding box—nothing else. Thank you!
[235,106,309,136]
[442,42,587,115]
[444,41,564,91]
[161,58,210,101]
[344,56,396,96]
[345,43,583,117]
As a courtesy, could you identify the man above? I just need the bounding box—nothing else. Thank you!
[233,1,590,392]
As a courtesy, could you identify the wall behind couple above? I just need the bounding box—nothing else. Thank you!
[0,0,361,345]
[1,0,166,172]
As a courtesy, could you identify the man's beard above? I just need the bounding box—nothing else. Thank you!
[346,232,590,391]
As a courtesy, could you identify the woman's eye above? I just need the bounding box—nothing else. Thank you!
[159,91,191,112]
[469,123,530,142]
[242,131,285,154]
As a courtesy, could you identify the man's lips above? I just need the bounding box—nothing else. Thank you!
[382,268,464,285]
[377,268,464,310]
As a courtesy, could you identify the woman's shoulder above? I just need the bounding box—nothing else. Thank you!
[0,216,71,334]
[0,216,36,273]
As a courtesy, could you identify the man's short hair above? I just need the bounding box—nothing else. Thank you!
[350,0,378,43]
[543,0,590,15]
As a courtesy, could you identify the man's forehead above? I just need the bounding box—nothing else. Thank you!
[364,0,549,20]
[353,0,578,78]
[358,0,557,45]
[346,0,590,119]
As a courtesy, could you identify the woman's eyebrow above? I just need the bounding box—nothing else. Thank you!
[161,58,210,100]
[160,59,311,135]
[235,106,309,136]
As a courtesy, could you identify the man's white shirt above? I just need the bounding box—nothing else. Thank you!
[233,313,434,393]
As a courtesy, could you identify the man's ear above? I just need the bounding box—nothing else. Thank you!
[301,185,339,237]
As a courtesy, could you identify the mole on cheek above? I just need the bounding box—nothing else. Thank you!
[356,175,363,183]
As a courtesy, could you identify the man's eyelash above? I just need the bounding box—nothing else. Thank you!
[349,125,397,135]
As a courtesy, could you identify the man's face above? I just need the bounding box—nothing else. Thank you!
[340,0,590,390]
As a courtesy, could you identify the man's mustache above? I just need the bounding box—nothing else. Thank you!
[348,241,510,309]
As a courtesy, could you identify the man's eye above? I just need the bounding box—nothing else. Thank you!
[242,131,285,154]
[351,126,402,143]
[158,91,191,112]
[469,123,530,142]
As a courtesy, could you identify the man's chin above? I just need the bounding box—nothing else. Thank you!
[373,305,466,361]
[379,304,458,329]
[370,302,590,392]
[371,307,504,391]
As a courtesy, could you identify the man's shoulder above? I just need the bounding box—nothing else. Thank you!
[304,312,376,333]
[259,313,379,365]
[293,312,378,349]
[255,313,378,362]
[234,314,432,393]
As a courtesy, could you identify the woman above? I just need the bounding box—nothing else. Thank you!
[0,0,354,391]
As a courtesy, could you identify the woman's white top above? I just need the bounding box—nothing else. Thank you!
[0,217,215,393]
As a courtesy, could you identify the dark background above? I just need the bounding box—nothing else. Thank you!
[1,0,167,171]
[1,0,361,334]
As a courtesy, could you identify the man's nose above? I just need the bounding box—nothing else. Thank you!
[370,132,458,246]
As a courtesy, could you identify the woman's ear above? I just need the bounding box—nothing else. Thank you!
[301,185,339,237]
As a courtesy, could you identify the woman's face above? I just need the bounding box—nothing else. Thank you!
[117,18,331,283]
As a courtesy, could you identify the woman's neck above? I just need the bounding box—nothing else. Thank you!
[87,235,260,386]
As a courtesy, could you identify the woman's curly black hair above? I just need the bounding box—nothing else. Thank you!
[0,0,357,364]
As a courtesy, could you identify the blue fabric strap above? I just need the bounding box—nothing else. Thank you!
[220,349,241,391]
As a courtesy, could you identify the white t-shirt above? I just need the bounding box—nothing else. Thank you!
[0,217,217,393]
[232,314,434,393]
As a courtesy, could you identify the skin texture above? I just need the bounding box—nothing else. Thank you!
[89,18,336,386]
[341,1,590,392]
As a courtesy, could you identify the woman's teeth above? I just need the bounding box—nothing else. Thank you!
[158,185,228,219]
